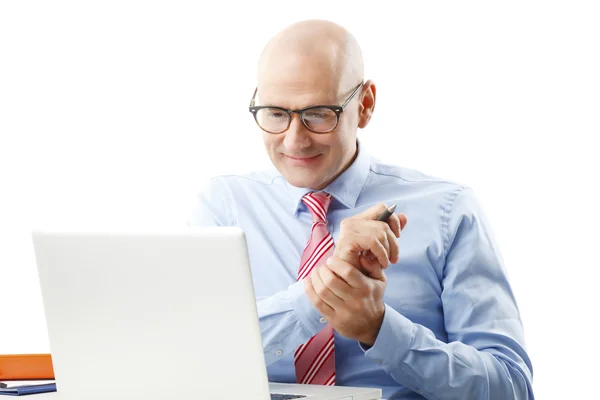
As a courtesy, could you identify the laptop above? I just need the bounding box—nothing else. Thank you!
[31,227,381,400]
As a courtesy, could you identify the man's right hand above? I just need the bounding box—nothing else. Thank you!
[333,203,408,280]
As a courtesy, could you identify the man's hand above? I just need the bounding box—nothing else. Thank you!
[305,255,386,347]
[334,203,408,279]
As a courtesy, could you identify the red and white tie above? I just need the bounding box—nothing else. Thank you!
[294,191,336,386]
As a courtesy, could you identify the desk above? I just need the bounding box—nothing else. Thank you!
[20,391,388,400]
[18,382,384,399]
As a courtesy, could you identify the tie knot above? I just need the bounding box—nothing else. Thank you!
[302,192,332,223]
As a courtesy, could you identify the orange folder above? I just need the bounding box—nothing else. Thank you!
[0,354,55,380]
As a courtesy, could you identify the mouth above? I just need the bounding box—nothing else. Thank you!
[282,154,322,166]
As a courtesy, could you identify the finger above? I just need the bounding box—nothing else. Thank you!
[359,220,396,267]
[386,212,401,238]
[397,213,408,231]
[358,254,383,278]
[321,259,353,300]
[326,256,369,288]
[310,267,344,309]
[304,277,335,317]
[385,228,399,264]
[373,221,398,265]
[359,221,394,264]
[357,233,389,267]
[359,255,386,281]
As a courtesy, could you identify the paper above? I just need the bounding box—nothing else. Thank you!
[1,381,55,387]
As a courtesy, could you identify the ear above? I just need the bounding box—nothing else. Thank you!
[358,80,376,129]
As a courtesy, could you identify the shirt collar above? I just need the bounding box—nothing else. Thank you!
[284,140,372,216]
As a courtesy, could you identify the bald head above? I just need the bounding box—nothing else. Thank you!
[255,20,376,191]
[257,20,364,102]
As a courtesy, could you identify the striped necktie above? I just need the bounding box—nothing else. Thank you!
[294,191,336,386]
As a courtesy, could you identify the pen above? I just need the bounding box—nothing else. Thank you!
[376,204,397,221]
[0,382,7,388]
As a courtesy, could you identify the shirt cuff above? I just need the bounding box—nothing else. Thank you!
[360,303,416,365]
[289,279,328,337]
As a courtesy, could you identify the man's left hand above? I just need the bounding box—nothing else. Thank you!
[304,255,386,347]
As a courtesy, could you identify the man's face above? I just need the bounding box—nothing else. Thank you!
[257,55,362,190]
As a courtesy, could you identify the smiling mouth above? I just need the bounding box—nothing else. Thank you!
[284,154,320,160]
[282,154,322,165]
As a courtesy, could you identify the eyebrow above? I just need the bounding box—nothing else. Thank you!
[255,92,341,109]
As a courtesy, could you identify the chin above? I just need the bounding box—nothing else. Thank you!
[271,155,328,189]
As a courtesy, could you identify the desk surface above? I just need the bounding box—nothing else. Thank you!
[22,391,388,400]
[19,381,385,399]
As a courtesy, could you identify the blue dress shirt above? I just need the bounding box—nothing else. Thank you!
[188,142,534,399]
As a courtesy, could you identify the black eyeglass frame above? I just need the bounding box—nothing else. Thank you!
[248,81,364,134]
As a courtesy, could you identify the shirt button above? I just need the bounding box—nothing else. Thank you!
[275,349,282,356]
[375,359,382,364]
[319,317,327,323]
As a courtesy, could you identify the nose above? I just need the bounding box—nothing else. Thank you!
[282,113,312,153]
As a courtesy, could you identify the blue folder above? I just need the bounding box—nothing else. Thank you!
[0,383,57,396]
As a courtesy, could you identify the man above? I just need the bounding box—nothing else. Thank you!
[189,19,533,399]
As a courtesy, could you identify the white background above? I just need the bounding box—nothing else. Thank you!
[1,1,598,398]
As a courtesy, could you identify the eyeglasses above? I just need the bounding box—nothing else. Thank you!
[248,81,364,134]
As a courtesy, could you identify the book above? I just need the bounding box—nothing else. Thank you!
[0,381,56,396]
[0,355,54,380]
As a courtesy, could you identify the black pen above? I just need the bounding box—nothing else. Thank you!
[377,204,397,221]
[0,382,7,389]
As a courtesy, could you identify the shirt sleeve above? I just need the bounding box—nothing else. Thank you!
[360,187,534,399]
[187,177,325,366]
[258,281,330,366]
